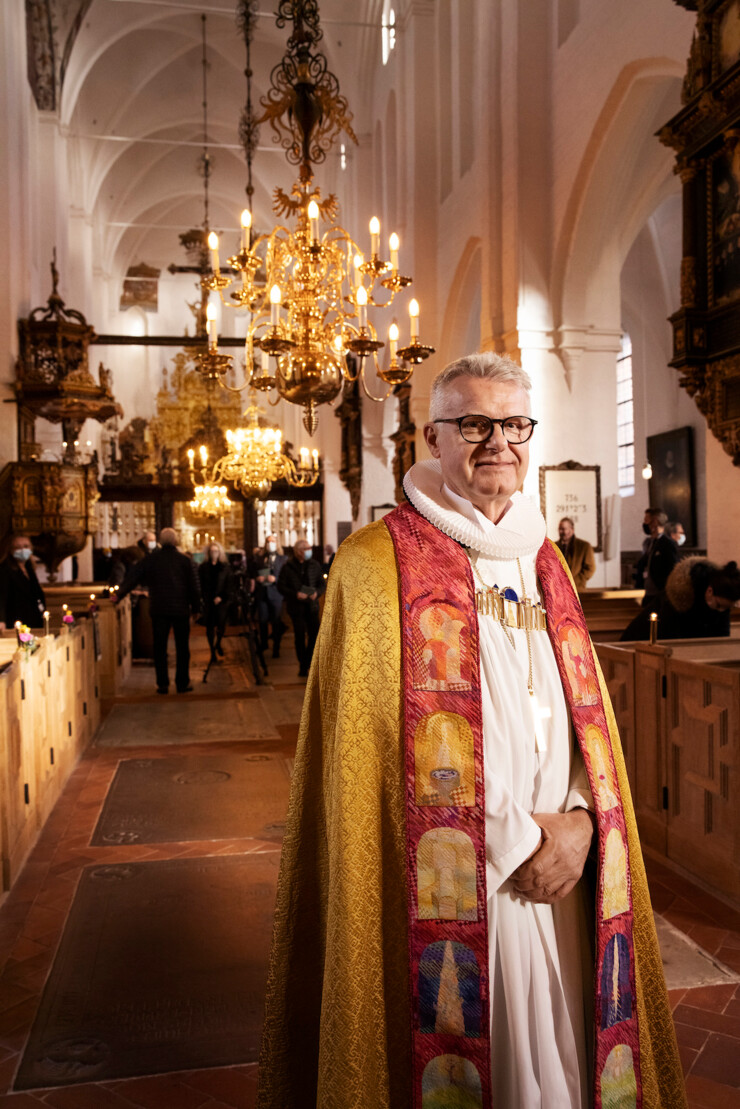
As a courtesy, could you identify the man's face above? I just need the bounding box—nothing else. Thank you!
[144,531,156,546]
[672,524,685,542]
[647,515,663,538]
[294,540,309,560]
[558,519,574,543]
[423,377,531,511]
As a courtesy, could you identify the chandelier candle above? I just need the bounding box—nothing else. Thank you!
[370,216,380,258]
[270,285,281,328]
[206,304,218,351]
[389,321,399,361]
[241,209,251,251]
[308,200,320,245]
[208,231,220,275]
[409,298,420,340]
[356,286,368,329]
[389,233,399,272]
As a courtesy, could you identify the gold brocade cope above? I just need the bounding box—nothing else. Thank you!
[257,524,687,1109]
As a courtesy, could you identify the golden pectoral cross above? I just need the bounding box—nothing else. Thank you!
[530,691,552,754]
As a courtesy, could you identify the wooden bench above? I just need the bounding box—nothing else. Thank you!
[596,637,740,905]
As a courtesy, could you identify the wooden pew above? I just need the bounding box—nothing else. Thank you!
[596,637,740,904]
[0,596,131,898]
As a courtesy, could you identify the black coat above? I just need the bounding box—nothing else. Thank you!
[641,533,679,595]
[277,556,326,613]
[198,559,233,614]
[0,557,46,628]
[118,546,201,617]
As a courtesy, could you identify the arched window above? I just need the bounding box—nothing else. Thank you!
[382,2,396,66]
[616,333,634,496]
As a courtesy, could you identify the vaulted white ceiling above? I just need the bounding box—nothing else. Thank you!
[59,0,380,280]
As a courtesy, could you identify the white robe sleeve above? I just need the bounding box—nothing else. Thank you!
[564,738,595,814]
[485,781,542,892]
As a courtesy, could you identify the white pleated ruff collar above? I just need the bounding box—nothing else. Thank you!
[402,459,547,561]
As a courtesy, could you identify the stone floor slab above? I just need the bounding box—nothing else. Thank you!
[14,855,279,1090]
[90,754,292,846]
[94,700,279,747]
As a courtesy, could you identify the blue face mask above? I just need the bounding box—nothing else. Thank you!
[303,548,313,561]
[13,547,31,562]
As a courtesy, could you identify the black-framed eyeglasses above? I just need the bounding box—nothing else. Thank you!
[433,414,538,444]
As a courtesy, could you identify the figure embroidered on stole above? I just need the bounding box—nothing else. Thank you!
[419,941,481,1036]
[422,1054,483,1109]
[417,829,477,921]
[415,712,475,806]
[602,829,630,920]
[413,601,472,691]
[600,1044,637,1109]
[600,934,632,1029]
[584,723,619,812]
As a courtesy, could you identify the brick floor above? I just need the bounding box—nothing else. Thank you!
[1,631,739,1105]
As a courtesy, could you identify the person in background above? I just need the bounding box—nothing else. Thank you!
[255,534,288,658]
[138,530,158,556]
[0,534,46,633]
[555,517,596,591]
[115,527,201,694]
[198,541,233,664]
[636,509,679,611]
[322,544,335,575]
[622,558,740,640]
[667,521,686,548]
[277,538,326,677]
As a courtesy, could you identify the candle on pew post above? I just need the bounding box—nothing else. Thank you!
[43,610,50,637]
[649,612,658,644]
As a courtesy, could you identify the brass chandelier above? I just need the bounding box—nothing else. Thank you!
[186,445,233,518]
[197,0,435,435]
[208,393,319,499]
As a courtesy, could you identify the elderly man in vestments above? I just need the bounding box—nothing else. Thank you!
[258,353,686,1109]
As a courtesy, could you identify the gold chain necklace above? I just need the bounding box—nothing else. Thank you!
[470,553,551,752]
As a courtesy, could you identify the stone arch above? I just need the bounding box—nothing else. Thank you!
[553,60,685,337]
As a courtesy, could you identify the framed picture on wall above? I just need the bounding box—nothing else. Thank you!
[539,461,602,552]
[647,426,696,547]
[371,503,396,522]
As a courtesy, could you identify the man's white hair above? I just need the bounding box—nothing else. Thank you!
[428,352,532,420]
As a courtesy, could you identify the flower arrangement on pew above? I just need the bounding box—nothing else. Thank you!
[14,622,38,654]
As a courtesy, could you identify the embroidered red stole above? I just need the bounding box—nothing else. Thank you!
[385,503,641,1109]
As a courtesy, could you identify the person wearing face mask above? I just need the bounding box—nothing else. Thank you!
[138,530,158,557]
[667,521,687,549]
[255,535,288,658]
[0,534,47,633]
[277,538,326,677]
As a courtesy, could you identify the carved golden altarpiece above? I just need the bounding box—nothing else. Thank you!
[660,0,740,465]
